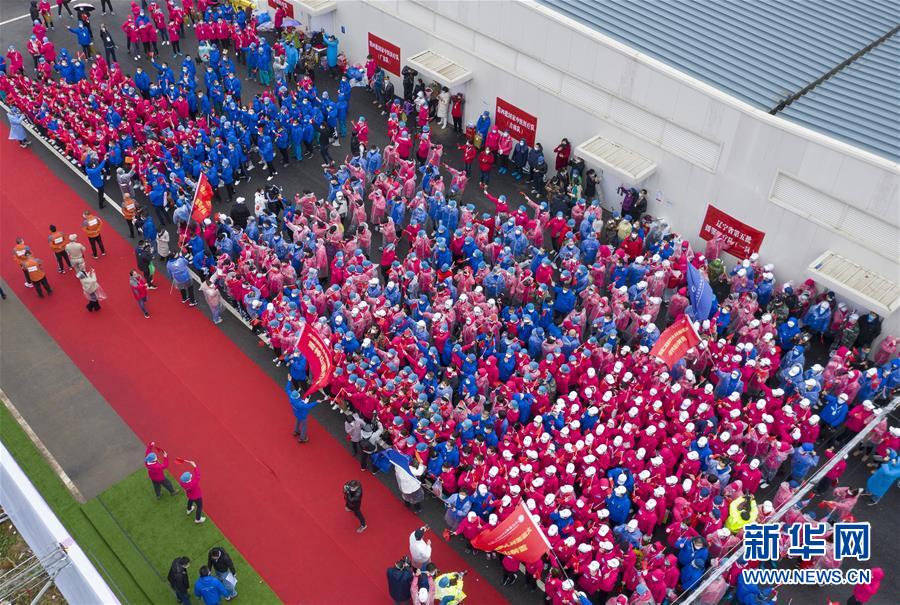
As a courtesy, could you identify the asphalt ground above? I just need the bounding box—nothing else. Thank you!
[0,2,896,603]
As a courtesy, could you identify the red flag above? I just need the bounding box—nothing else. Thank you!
[295,321,334,397]
[650,315,701,368]
[470,501,551,564]
[191,173,214,223]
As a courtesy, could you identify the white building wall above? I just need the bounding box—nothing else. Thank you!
[325,0,899,331]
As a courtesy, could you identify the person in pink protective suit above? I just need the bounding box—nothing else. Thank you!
[176,459,205,524]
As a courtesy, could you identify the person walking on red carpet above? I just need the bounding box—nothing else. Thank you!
[12,237,33,287]
[81,210,106,259]
[177,459,206,524]
[76,268,105,312]
[286,381,318,443]
[343,479,366,533]
[130,270,150,318]
[47,225,72,274]
[21,251,52,298]
[64,234,86,272]
[145,441,177,499]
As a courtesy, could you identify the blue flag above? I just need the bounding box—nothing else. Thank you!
[382,448,421,486]
[687,263,716,321]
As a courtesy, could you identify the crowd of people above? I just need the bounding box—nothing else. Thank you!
[3,2,898,604]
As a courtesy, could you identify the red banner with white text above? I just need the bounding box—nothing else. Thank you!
[699,204,765,259]
[190,173,213,223]
[650,315,701,368]
[295,321,334,396]
[495,98,538,147]
[470,501,551,564]
[268,0,294,19]
[368,33,401,76]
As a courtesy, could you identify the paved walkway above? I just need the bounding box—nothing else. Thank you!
[0,279,144,500]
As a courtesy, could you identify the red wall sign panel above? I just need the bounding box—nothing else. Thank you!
[268,0,295,19]
[368,33,401,76]
[699,204,765,259]
[495,98,538,147]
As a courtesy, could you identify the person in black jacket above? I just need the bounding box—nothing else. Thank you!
[386,557,413,605]
[229,197,251,230]
[98,24,116,65]
[167,556,192,605]
[319,122,334,167]
[856,311,882,351]
[401,66,417,102]
[343,479,366,533]
[135,240,156,288]
[207,547,237,599]
[381,77,395,114]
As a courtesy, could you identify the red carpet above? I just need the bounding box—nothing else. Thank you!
[0,127,506,604]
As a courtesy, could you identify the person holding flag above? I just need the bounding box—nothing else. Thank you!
[176,459,206,524]
[686,262,717,321]
[144,441,177,499]
[393,452,426,513]
[285,380,319,443]
[167,254,197,306]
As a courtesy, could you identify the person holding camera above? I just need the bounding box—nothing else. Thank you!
[343,479,366,533]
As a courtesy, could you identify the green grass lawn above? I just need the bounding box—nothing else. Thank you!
[0,404,279,604]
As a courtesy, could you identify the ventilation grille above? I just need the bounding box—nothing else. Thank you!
[406,50,473,86]
[296,0,336,16]
[576,135,657,182]
[808,251,900,314]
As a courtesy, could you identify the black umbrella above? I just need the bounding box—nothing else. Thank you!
[72,2,95,12]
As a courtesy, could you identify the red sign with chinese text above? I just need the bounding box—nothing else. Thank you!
[268,0,295,19]
[699,205,765,259]
[650,315,701,368]
[295,321,334,396]
[495,98,538,147]
[190,173,213,223]
[470,501,551,564]
[368,33,401,76]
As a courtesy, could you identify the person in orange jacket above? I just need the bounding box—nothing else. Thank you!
[12,237,32,287]
[21,251,52,298]
[81,210,106,258]
[121,193,138,238]
[47,225,71,273]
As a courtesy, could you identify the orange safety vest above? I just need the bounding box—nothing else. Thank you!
[83,215,103,238]
[12,243,29,267]
[48,231,67,253]
[122,195,137,220]
[23,257,45,282]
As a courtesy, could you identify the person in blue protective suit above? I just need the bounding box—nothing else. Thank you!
[779,341,804,370]
[867,449,900,504]
[527,327,545,359]
[714,369,744,398]
[551,283,575,321]
[475,111,491,141]
[166,254,196,305]
[85,157,107,209]
[790,443,819,484]
[676,535,709,591]
[605,485,631,525]
[613,519,643,549]
[285,380,319,443]
[287,352,308,390]
[803,301,832,338]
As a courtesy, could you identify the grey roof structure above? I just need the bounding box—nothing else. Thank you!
[537,0,900,161]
